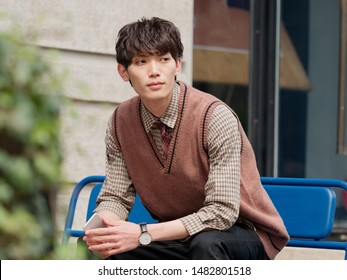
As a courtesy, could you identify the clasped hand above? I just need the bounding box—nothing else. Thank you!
[83,220,141,259]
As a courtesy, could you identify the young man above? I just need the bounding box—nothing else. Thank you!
[82,17,289,260]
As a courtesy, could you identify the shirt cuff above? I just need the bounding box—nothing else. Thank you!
[179,213,206,236]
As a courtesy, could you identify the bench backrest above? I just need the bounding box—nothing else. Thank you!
[263,184,335,239]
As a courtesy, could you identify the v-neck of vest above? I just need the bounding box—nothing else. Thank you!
[140,82,188,173]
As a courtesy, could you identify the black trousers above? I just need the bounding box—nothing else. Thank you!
[78,223,268,260]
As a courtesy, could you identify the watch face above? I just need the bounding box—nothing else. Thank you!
[139,232,152,245]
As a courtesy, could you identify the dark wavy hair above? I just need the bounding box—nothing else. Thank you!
[115,17,184,69]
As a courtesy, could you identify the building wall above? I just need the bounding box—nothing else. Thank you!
[0,0,194,238]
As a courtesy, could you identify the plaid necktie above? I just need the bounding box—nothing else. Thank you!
[155,119,172,159]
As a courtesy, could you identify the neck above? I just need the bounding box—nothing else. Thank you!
[142,88,172,118]
[143,96,171,117]
[141,82,177,117]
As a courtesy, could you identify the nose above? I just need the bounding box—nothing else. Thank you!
[148,61,160,77]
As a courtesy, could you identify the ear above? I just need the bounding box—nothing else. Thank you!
[117,64,129,81]
[175,57,182,76]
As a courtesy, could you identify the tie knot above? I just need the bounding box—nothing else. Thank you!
[155,119,167,130]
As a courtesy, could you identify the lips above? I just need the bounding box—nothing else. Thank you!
[148,81,163,86]
[147,82,164,89]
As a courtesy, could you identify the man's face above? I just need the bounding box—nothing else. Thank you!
[118,52,181,106]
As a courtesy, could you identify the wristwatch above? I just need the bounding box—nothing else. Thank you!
[138,222,152,245]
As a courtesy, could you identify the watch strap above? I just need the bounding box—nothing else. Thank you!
[139,222,148,233]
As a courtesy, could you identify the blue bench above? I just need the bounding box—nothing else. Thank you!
[62,175,347,259]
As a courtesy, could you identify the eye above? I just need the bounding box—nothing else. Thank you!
[161,56,171,62]
[133,56,147,65]
[135,59,146,65]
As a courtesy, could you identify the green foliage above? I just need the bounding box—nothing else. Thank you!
[0,29,66,259]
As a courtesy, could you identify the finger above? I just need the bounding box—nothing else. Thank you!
[85,227,111,236]
[92,250,109,259]
[89,242,119,252]
[97,246,129,259]
[85,235,119,244]
[102,248,123,258]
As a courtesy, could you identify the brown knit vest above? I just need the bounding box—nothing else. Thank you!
[112,81,289,259]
